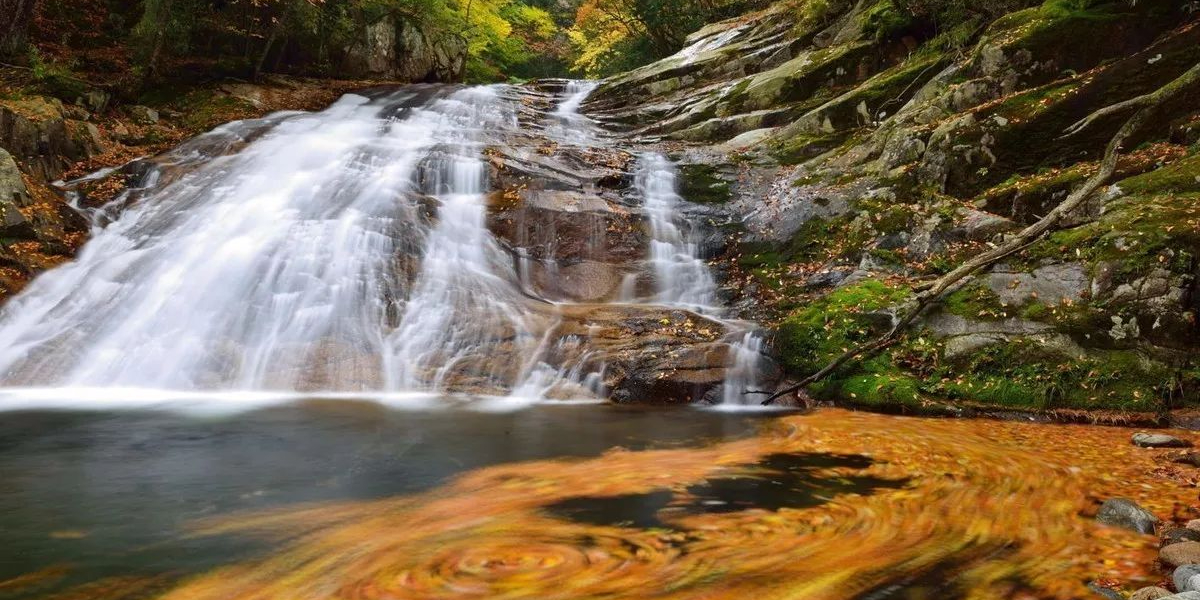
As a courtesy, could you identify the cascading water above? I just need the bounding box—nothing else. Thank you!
[0,80,766,405]
[0,86,587,397]
[628,153,767,405]
[631,153,719,311]
[548,80,601,145]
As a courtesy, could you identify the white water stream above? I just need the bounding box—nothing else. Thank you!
[0,81,766,405]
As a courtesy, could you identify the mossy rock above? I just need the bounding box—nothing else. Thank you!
[677,164,733,204]
[775,279,912,374]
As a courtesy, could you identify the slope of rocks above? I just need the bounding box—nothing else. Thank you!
[589,0,1200,411]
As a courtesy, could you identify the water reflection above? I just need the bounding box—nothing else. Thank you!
[0,406,1192,600]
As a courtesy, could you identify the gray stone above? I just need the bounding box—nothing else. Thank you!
[1087,582,1125,600]
[985,262,1089,307]
[1096,498,1159,534]
[1175,565,1200,593]
[1161,541,1200,568]
[1165,528,1200,546]
[127,105,159,125]
[1160,592,1200,600]
[1131,587,1172,600]
[1133,433,1192,448]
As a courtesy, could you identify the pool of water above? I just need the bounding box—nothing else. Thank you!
[0,401,1189,600]
[0,400,781,588]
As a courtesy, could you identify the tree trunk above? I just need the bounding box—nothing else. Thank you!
[253,27,278,81]
[0,0,38,60]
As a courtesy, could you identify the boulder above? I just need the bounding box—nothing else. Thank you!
[1162,541,1200,569]
[1161,592,1200,600]
[1133,433,1192,448]
[1096,498,1159,534]
[0,96,101,180]
[1131,587,1172,600]
[126,105,159,125]
[1176,565,1200,593]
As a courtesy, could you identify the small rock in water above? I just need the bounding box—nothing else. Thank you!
[1174,452,1200,467]
[1164,528,1200,547]
[1175,565,1200,592]
[1096,498,1159,534]
[1087,582,1124,600]
[1133,433,1192,448]
[1132,587,1172,600]
[1162,541,1200,568]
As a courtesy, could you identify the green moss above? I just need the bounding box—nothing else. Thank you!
[859,0,917,41]
[928,342,1171,410]
[943,283,1009,319]
[775,280,912,374]
[769,130,851,165]
[1117,154,1200,196]
[678,164,733,204]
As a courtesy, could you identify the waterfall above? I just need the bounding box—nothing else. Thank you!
[634,153,718,311]
[0,86,590,396]
[548,80,600,146]
[721,331,766,406]
[631,153,768,405]
[0,81,769,405]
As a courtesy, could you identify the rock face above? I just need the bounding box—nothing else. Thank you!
[1095,498,1159,535]
[344,17,466,83]
[0,148,32,238]
[586,0,1200,410]
[0,96,103,180]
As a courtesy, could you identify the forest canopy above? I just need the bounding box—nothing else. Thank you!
[0,0,783,92]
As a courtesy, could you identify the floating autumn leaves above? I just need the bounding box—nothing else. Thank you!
[12,409,1197,600]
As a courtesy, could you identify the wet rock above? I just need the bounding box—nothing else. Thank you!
[1133,433,1192,448]
[1165,528,1200,547]
[1161,541,1200,569]
[1087,583,1124,600]
[1096,498,1158,534]
[1175,565,1200,593]
[1174,452,1200,468]
[1131,587,1172,600]
[127,105,159,125]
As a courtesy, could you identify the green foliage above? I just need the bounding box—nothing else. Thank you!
[25,48,89,100]
[568,0,769,77]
